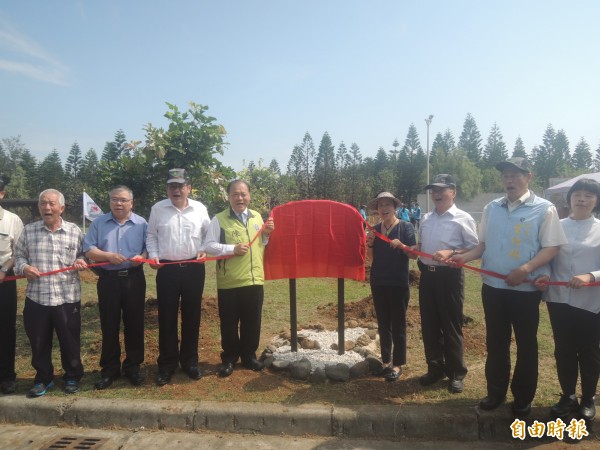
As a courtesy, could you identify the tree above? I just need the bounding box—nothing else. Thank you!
[80,149,100,191]
[458,113,482,166]
[482,123,508,169]
[102,129,127,161]
[313,132,336,199]
[36,150,65,194]
[431,129,455,160]
[268,159,281,175]
[396,123,426,204]
[572,137,593,171]
[531,124,571,188]
[65,142,83,179]
[512,136,527,158]
[594,143,600,172]
[432,150,481,200]
[144,102,234,214]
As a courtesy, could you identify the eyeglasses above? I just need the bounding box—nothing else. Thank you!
[168,183,187,190]
[110,198,132,204]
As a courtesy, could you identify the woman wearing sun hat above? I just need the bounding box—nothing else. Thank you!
[366,192,417,381]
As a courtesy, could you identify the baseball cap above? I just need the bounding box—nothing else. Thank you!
[167,168,189,184]
[495,157,531,173]
[424,174,456,190]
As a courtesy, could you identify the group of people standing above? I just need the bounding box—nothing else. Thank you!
[0,168,273,398]
[367,157,598,422]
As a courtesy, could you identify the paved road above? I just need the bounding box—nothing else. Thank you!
[0,423,585,450]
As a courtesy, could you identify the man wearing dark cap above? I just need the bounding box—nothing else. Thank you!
[0,174,24,395]
[413,174,478,394]
[451,158,566,416]
[146,169,211,386]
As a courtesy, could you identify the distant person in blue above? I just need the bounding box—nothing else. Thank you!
[359,205,367,221]
[84,186,148,390]
[411,202,421,231]
[396,203,410,222]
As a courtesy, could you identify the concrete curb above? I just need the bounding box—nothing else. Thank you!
[0,396,597,442]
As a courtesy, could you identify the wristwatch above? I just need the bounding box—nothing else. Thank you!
[0,267,9,273]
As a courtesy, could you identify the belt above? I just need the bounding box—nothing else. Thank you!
[100,266,143,277]
[417,260,457,273]
[160,259,193,268]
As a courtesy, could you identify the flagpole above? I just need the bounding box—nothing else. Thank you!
[82,191,86,233]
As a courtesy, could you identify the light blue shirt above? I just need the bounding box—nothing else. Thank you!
[83,211,148,271]
[547,216,600,314]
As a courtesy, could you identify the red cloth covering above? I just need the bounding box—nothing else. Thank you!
[264,200,366,281]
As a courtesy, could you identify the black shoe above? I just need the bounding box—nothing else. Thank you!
[64,380,79,395]
[384,367,402,382]
[126,371,144,387]
[550,394,579,419]
[218,362,234,378]
[419,371,444,386]
[479,395,506,411]
[94,374,119,390]
[512,400,532,417]
[156,370,172,386]
[186,365,203,380]
[580,398,596,421]
[242,358,264,372]
[448,378,464,394]
[0,380,16,395]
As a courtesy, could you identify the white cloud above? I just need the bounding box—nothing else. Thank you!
[0,16,69,86]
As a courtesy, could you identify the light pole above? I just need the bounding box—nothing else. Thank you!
[425,114,434,212]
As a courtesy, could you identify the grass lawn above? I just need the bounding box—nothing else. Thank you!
[11,260,564,409]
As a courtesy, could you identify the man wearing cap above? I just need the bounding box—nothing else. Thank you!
[83,186,148,389]
[146,169,211,386]
[0,174,24,395]
[451,157,566,416]
[414,174,478,394]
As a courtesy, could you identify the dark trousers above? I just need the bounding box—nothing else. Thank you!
[482,284,541,404]
[218,285,263,364]
[371,285,409,366]
[156,263,205,372]
[418,261,467,379]
[23,297,84,384]
[547,301,600,400]
[0,276,17,383]
[97,268,146,378]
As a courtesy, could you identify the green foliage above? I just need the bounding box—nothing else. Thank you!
[512,136,527,158]
[432,149,481,200]
[482,123,508,169]
[458,113,482,166]
[572,137,592,171]
[143,102,234,214]
[313,132,337,199]
[396,123,426,204]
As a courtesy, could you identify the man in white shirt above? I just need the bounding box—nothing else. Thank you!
[415,174,478,395]
[0,174,24,395]
[146,169,210,386]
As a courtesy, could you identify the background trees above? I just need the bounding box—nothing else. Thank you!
[2,106,598,224]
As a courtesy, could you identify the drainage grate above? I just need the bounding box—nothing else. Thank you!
[39,436,108,450]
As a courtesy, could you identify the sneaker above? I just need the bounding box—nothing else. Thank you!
[27,380,54,398]
[64,380,79,394]
[550,394,578,419]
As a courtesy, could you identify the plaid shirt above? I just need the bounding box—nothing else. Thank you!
[14,218,85,306]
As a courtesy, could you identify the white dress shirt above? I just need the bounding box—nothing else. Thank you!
[419,203,478,266]
[146,198,210,261]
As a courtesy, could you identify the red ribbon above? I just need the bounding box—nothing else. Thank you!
[4,214,273,282]
[364,220,599,287]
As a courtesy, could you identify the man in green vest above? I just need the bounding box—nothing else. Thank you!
[204,180,275,377]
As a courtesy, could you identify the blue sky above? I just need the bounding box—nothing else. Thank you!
[1,1,599,171]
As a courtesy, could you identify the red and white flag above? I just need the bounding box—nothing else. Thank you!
[83,192,103,221]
